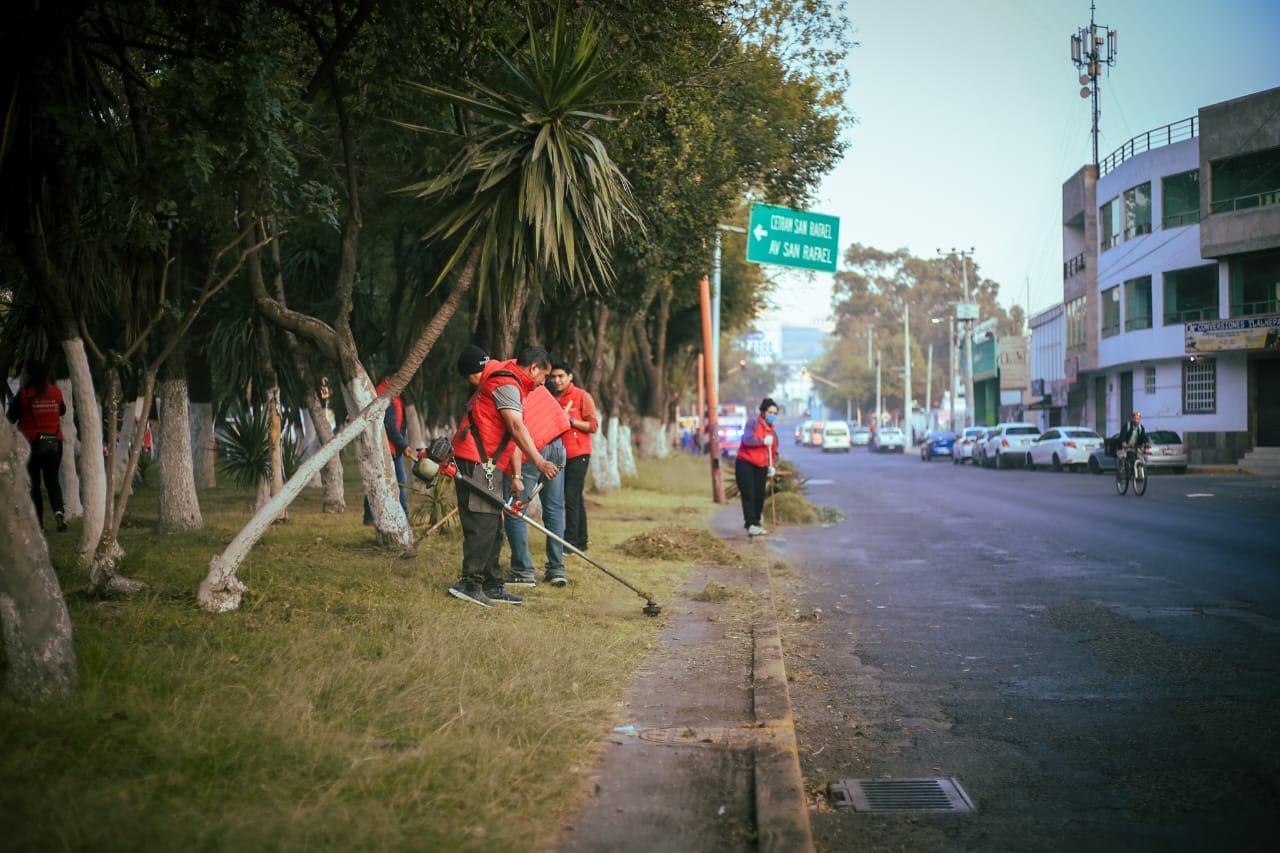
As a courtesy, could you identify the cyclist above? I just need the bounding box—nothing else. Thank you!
[1117,411,1149,477]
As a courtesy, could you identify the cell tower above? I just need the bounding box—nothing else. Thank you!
[1070,1,1118,166]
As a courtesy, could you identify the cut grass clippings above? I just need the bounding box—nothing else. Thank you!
[1,453,730,852]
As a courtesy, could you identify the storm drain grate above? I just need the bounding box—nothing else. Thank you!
[828,778,974,813]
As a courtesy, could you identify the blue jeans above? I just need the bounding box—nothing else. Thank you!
[504,438,566,580]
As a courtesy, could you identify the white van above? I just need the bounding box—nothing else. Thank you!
[821,420,851,452]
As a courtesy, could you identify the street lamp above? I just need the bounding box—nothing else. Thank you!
[938,247,977,428]
[801,366,853,424]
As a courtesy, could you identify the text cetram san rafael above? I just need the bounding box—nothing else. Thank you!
[768,214,834,263]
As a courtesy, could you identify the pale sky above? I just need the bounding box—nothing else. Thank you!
[764,0,1280,331]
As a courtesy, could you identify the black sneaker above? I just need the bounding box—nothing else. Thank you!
[55,511,68,533]
[543,573,567,588]
[505,575,537,588]
[448,583,493,608]
[484,587,524,605]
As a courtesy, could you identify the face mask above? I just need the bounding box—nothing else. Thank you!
[764,413,777,425]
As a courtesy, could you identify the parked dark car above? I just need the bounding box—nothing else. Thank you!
[920,430,957,461]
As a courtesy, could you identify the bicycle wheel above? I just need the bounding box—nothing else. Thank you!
[1132,459,1147,496]
[1115,458,1129,495]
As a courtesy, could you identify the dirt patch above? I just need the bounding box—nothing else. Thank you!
[617,526,746,566]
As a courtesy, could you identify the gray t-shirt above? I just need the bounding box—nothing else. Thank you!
[492,382,522,413]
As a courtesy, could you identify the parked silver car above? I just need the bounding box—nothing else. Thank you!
[979,423,1040,469]
[1088,429,1187,474]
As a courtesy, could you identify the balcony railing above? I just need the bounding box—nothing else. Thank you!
[1210,188,1280,215]
[1099,116,1197,177]
[1232,298,1280,316]
[1162,210,1199,228]
[1164,306,1218,324]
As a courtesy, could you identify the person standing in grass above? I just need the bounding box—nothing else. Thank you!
[6,358,68,532]
[503,374,570,589]
[548,360,597,553]
[449,345,560,608]
[735,397,779,538]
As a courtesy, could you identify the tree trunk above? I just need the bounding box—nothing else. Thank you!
[156,376,203,532]
[190,401,217,490]
[0,418,78,703]
[341,372,408,548]
[64,339,107,571]
[636,415,669,459]
[56,378,84,520]
[200,243,480,612]
[591,415,622,494]
[618,422,637,478]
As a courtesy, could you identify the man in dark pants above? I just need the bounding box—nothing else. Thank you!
[547,360,598,552]
[449,345,560,608]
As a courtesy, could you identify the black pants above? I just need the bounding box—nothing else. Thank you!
[562,455,590,550]
[28,437,65,527]
[454,459,507,590]
[735,456,768,529]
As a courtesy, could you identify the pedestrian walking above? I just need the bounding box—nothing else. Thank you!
[6,358,69,532]
[547,360,597,551]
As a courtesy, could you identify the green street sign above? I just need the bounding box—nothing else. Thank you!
[745,203,840,272]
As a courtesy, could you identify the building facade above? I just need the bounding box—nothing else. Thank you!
[1058,85,1280,462]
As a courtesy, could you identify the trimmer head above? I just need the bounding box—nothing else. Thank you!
[642,602,663,617]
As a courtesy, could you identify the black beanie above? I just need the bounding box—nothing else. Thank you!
[456,344,490,377]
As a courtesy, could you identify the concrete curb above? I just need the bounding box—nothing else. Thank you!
[751,552,815,853]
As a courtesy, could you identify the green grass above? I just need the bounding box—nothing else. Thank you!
[1,453,737,851]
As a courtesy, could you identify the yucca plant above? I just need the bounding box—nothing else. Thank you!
[215,409,304,488]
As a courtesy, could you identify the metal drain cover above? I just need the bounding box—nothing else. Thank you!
[828,777,974,813]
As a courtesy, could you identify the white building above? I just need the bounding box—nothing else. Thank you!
[1058,85,1280,464]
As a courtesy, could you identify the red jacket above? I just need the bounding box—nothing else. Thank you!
[13,383,65,442]
[451,359,534,475]
[735,414,778,468]
[556,382,598,460]
[375,379,407,456]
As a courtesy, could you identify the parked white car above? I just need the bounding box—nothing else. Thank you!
[952,427,986,465]
[873,427,907,453]
[821,421,852,452]
[980,423,1040,469]
[1024,426,1103,472]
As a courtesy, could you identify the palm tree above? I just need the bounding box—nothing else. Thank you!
[199,1,639,612]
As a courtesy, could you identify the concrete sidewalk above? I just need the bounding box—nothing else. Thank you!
[549,510,811,853]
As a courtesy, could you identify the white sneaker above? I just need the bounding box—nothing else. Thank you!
[747,524,767,537]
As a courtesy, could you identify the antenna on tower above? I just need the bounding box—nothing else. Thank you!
[1070,1,1118,166]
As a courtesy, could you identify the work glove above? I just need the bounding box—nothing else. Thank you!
[763,435,773,446]
[767,466,776,477]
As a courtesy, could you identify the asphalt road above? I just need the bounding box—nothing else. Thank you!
[773,438,1280,852]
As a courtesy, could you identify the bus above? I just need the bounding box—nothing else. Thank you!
[716,404,749,457]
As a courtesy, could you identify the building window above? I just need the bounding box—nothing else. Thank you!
[1210,145,1280,214]
[1163,264,1219,324]
[1162,170,1200,228]
[1101,286,1121,338]
[1066,295,1087,355]
[1100,197,1120,251]
[1229,250,1280,316]
[1124,276,1152,331]
[1183,358,1216,413]
[1124,182,1153,239]
[1144,365,1156,395]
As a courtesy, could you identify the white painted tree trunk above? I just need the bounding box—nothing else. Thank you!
[618,423,637,478]
[199,388,403,613]
[189,402,217,490]
[156,378,203,532]
[635,415,669,460]
[342,377,410,548]
[1,418,79,703]
[56,378,83,519]
[300,410,323,488]
[591,416,622,494]
[405,403,426,450]
[63,339,106,571]
[113,397,143,499]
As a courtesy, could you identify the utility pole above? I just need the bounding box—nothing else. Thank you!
[939,247,978,428]
[903,303,912,444]
[875,351,882,432]
[925,342,933,433]
[1071,0,1118,167]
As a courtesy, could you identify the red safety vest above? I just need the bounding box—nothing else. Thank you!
[557,383,597,460]
[735,414,777,468]
[451,359,534,475]
[16,383,64,442]
[522,385,571,451]
[375,379,405,455]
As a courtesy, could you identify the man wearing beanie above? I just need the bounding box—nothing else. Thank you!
[448,345,559,607]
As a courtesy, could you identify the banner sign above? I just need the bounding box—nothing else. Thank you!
[1185,315,1280,353]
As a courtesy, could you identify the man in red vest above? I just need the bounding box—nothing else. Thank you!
[548,360,598,551]
[450,345,560,608]
[6,358,68,532]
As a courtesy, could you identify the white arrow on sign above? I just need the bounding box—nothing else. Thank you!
[753,224,768,240]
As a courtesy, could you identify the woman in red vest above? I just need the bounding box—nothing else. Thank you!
[6,358,68,532]
[735,397,780,537]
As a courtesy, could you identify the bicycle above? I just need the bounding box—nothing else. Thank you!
[1115,445,1148,496]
